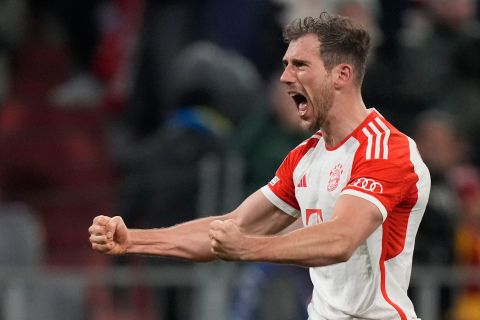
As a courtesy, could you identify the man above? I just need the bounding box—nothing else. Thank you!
[89,12,430,319]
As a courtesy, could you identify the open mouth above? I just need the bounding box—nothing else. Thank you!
[291,93,308,116]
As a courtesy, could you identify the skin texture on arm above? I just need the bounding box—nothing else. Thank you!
[210,194,383,267]
[88,190,296,262]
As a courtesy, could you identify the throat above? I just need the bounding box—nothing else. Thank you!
[323,134,336,149]
[320,122,340,148]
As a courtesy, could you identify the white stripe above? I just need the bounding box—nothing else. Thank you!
[362,127,373,160]
[341,189,388,221]
[260,185,300,218]
[368,122,382,159]
[375,117,390,159]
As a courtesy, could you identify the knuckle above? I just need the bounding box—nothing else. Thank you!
[112,216,123,224]
[89,225,98,234]
[94,215,110,226]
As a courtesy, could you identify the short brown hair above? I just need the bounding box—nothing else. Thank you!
[283,12,371,84]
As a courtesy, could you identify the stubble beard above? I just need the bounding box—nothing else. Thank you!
[301,83,335,133]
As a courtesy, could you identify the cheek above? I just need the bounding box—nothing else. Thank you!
[314,81,334,104]
[298,72,319,88]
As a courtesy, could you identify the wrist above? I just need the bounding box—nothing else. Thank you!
[124,229,147,255]
[242,235,272,262]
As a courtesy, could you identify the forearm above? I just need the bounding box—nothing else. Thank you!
[123,190,299,262]
[237,196,383,268]
[243,221,352,267]
[126,215,228,262]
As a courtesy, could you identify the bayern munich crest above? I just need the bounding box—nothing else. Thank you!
[327,163,343,192]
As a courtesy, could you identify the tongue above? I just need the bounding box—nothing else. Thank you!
[298,101,308,116]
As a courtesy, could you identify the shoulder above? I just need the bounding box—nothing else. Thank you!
[349,113,428,190]
[352,112,412,165]
[276,132,322,175]
[289,131,322,159]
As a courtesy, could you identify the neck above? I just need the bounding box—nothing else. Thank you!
[321,90,369,148]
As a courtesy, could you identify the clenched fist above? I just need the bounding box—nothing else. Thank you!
[88,215,129,255]
[209,219,252,261]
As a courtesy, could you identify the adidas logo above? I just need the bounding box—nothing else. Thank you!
[297,174,307,188]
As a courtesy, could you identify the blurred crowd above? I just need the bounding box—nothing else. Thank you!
[1,0,480,319]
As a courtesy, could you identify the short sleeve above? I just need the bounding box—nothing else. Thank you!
[261,151,301,218]
[341,140,419,221]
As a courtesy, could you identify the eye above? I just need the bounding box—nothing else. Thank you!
[293,60,308,69]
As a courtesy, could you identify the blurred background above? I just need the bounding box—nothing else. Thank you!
[0,0,480,319]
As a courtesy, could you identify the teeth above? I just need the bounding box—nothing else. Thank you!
[298,101,307,116]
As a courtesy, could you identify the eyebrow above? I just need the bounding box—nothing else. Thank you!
[283,58,308,67]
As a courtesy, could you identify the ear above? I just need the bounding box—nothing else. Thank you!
[333,64,354,89]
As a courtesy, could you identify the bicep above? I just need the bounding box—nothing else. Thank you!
[332,194,383,248]
[230,190,297,235]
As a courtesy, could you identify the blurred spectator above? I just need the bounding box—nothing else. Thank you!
[413,110,466,265]
[29,0,105,107]
[413,110,471,317]
[449,165,480,319]
[0,101,115,266]
[199,0,286,80]
[452,166,480,270]
[0,178,45,267]
[122,0,198,139]
[450,292,480,320]
[0,0,27,102]
[335,0,383,44]
[397,0,480,132]
[440,35,480,164]
[47,0,144,110]
[22,0,102,106]
[93,0,145,115]
[0,176,87,320]
[124,0,285,140]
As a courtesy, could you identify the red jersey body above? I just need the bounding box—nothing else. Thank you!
[261,109,430,319]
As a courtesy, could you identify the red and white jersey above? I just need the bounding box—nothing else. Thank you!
[261,109,430,320]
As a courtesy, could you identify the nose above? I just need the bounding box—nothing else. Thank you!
[280,65,295,84]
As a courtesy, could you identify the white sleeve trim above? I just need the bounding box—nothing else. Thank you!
[341,189,388,221]
[260,185,300,218]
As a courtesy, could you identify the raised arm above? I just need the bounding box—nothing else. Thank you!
[88,190,296,262]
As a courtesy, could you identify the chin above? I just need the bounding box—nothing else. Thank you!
[300,120,319,133]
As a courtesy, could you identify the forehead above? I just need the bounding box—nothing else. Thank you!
[283,34,321,60]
